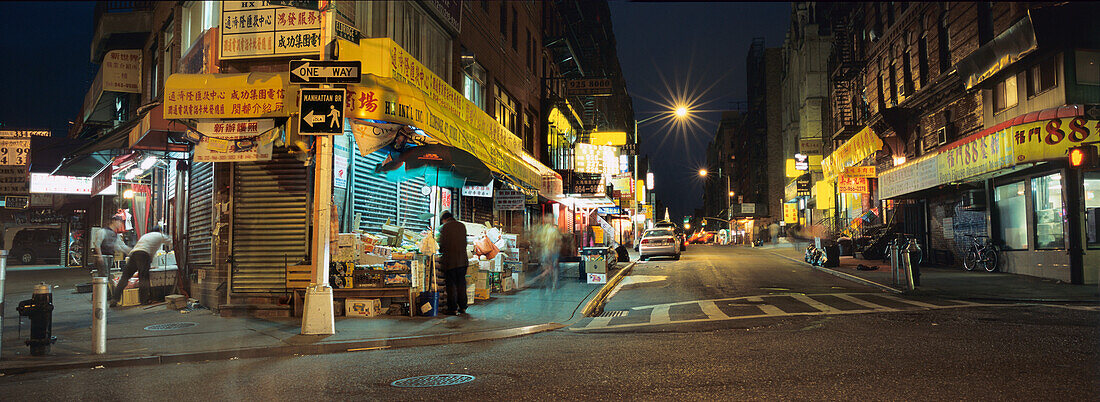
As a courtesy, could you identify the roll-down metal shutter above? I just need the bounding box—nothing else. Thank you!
[186,162,214,266]
[231,152,308,293]
[349,149,431,234]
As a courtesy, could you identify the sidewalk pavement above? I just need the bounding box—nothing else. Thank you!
[757,241,1099,302]
[1,260,632,374]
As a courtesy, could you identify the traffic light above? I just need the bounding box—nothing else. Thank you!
[1068,145,1098,169]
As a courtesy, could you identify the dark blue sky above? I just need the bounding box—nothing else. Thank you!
[609,1,790,222]
[0,1,790,218]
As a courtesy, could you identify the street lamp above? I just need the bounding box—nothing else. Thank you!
[698,168,708,177]
[675,106,688,118]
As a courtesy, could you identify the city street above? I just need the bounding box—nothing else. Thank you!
[4,245,1096,400]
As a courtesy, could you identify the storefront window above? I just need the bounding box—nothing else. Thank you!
[1031,173,1065,250]
[994,181,1028,250]
[1084,172,1100,249]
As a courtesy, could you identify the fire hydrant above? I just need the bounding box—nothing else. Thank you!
[16,283,56,356]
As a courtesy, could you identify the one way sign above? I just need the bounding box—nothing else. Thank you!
[298,88,345,135]
[289,60,361,84]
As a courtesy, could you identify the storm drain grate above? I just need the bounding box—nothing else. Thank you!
[391,374,475,388]
[598,310,627,318]
[144,322,198,331]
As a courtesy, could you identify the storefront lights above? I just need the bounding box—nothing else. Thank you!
[646,172,654,190]
[122,189,135,199]
[140,155,158,170]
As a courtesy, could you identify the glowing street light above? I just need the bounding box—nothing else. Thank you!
[698,168,708,177]
[675,106,688,118]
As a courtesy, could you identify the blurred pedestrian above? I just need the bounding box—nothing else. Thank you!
[437,211,468,315]
[112,226,171,306]
[532,214,562,291]
[90,214,129,278]
[769,220,780,243]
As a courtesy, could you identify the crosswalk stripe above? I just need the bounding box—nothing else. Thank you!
[699,300,730,320]
[746,296,785,315]
[878,294,941,308]
[791,294,839,312]
[834,294,893,310]
[585,316,613,329]
[651,305,672,324]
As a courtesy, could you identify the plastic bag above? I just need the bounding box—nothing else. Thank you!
[473,235,499,259]
[419,234,439,255]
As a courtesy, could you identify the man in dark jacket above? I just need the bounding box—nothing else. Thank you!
[437,211,468,315]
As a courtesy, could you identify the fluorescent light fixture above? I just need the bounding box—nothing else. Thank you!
[122,189,135,199]
[140,155,158,170]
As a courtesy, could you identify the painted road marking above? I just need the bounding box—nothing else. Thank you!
[746,296,786,315]
[573,293,1009,331]
[699,300,730,320]
[792,294,838,312]
[834,294,891,310]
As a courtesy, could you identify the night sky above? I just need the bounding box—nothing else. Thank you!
[609,1,790,222]
[0,1,790,217]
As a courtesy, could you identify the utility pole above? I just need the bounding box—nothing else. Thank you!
[301,1,337,335]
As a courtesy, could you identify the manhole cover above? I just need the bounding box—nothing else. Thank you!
[144,322,198,331]
[391,374,475,388]
[598,310,627,318]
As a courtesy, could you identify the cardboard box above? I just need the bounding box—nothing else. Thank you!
[511,271,526,289]
[121,288,141,306]
[166,294,187,310]
[346,298,381,317]
[478,259,495,272]
[476,270,491,290]
[502,277,515,292]
[332,245,358,262]
[384,260,412,271]
[337,233,358,248]
[466,283,476,305]
[474,289,490,300]
[385,272,411,286]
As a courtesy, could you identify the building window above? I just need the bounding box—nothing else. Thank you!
[937,11,951,74]
[877,58,887,109]
[1027,57,1058,97]
[150,41,160,99]
[511,7,518,51]
[992,74,1018,113]
[463,61,486,111]
[977,2,993,45]
[499,3,507,37]
[1085,172,1100,249]
[902,32,914,95]
[163,20,174,93]
[496,84,518,134]
[526,29,533,71]
[1077,51,1100,85]
[1032,173,1066,250]
[523,111,535,154]
[182,1,217,54]
[918,20,930,87]
[888,49,898,104]
[391,2,452,83]
[995,181,1028,250]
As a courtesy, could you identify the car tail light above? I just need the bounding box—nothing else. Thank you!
[641,239,651,245]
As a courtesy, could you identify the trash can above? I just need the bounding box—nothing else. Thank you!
[418,291,439,317]
[823,244,840,267]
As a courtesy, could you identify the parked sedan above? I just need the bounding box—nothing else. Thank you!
[639,228,682,261]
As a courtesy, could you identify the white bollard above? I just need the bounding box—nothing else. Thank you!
[92,277,108,354]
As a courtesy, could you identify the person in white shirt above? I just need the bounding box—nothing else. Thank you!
[112,226,171,306]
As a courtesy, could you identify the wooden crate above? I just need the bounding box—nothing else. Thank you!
[286,265,313,289]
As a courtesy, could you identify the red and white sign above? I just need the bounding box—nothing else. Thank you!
[586,272,607,284]
[838,176,870,194]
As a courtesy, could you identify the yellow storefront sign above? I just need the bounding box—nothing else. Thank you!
[814,181,835,209]
[164,73,292,119]
[1011,117,1100,164]
[938,129,1015,184]
[844,166,877,178]
[822,126,883,181]
[589,131,628,146]
[783,203,799,223]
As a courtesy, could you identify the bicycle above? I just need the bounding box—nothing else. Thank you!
[962,234,999,272]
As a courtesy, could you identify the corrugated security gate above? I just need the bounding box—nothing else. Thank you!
[349,148,431,234]
[231,151,309,293]
[187,162,214,266]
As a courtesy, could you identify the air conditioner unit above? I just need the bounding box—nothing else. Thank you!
[961,189,986,211]
[936,126,950,145]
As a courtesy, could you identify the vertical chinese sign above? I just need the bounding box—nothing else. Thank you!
[220,2,321,60]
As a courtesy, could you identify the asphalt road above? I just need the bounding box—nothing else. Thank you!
[3,246,1097,400]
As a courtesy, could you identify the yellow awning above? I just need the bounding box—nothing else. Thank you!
[821,127,883,182]
[338,38,549,189]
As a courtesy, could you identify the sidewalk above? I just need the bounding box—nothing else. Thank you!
[1,261,629,374]
[758,241,1100,302]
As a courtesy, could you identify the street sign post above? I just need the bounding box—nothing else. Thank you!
[289,60,361,84]
[298,88,346,135]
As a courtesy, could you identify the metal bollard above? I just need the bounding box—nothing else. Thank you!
[901,245,915,291]
[889,240,900,285]
[92,277,108,354]
[1,249,6,361]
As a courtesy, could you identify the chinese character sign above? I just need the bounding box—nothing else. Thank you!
[103,49,142,93]
[220,2,321,60]
[1012,117,1100,164]
[163,73,289,119]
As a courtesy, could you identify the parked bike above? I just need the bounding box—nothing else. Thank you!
[962,234,999,272]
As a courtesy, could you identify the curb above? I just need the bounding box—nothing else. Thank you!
[765,250,903,294]
[582,261,637,317]
[0,322,565,376]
